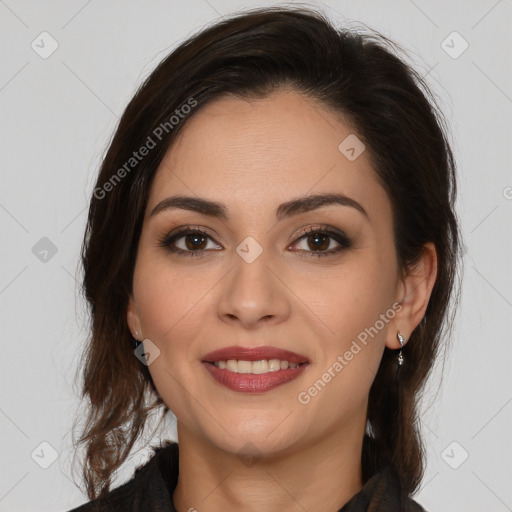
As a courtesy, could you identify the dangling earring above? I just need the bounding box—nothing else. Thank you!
[397,331,405,366]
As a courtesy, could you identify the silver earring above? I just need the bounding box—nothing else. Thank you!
[397,332,405,366]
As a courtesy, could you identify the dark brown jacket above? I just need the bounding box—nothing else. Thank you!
[68,441,427,512]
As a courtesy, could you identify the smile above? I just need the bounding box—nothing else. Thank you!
[211,359,304,373]
[202,345,310,393]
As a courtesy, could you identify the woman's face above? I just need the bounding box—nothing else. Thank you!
[128,89,404,457]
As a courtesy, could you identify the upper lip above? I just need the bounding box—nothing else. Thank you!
[202,345,309,364]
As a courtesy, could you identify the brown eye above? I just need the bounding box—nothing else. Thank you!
[159,228,222,257]
[183,233,208,251]
[305,232,330,251]
[291,227,352,257]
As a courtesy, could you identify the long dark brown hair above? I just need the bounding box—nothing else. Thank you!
[72,5,461,500]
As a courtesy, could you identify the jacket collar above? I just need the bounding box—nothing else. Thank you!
[141,441,426,512]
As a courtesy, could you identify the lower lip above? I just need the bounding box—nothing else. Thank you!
[202,362,309,393]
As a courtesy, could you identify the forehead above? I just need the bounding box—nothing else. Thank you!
[147,90,389,223]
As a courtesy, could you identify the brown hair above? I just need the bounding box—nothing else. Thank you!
[72,5,461,500]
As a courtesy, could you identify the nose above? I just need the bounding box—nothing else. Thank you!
[216,245,292,329]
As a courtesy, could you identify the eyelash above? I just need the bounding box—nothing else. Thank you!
[158,225,352,258]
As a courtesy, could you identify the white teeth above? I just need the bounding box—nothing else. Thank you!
[237,360,252,374]
[227,360,238,372]
[252,360,269,374]
[268,359,280,372]
[212,359,303,374]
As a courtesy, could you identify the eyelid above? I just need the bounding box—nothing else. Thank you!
[290,225,352,255]
[157,225,221,250]
[292,224,348,242]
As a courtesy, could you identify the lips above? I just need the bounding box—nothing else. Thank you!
[202,346,309,365]
[202,345,310,393]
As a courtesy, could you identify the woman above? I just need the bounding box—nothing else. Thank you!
[69,5,461,511]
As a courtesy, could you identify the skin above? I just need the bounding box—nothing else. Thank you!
[127,89,437,512]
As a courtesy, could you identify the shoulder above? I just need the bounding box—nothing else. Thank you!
[340,468,429,512]
[67,440,179,512]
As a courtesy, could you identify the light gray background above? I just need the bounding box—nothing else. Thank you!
[0,1,511,511]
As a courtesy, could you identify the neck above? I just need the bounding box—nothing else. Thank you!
[172,422,364,512]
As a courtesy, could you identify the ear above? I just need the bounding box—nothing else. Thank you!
[386,242,438,349]
[127,295,143,340]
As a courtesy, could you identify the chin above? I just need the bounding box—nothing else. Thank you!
[217,433,299,462]
[198,410,306,459]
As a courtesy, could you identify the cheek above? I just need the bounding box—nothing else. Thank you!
[133,252,217,344]
[290,254,396,345]
[132,254,214,423]
[294,255,396,401]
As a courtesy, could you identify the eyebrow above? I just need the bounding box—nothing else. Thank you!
[150,193,368,221]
